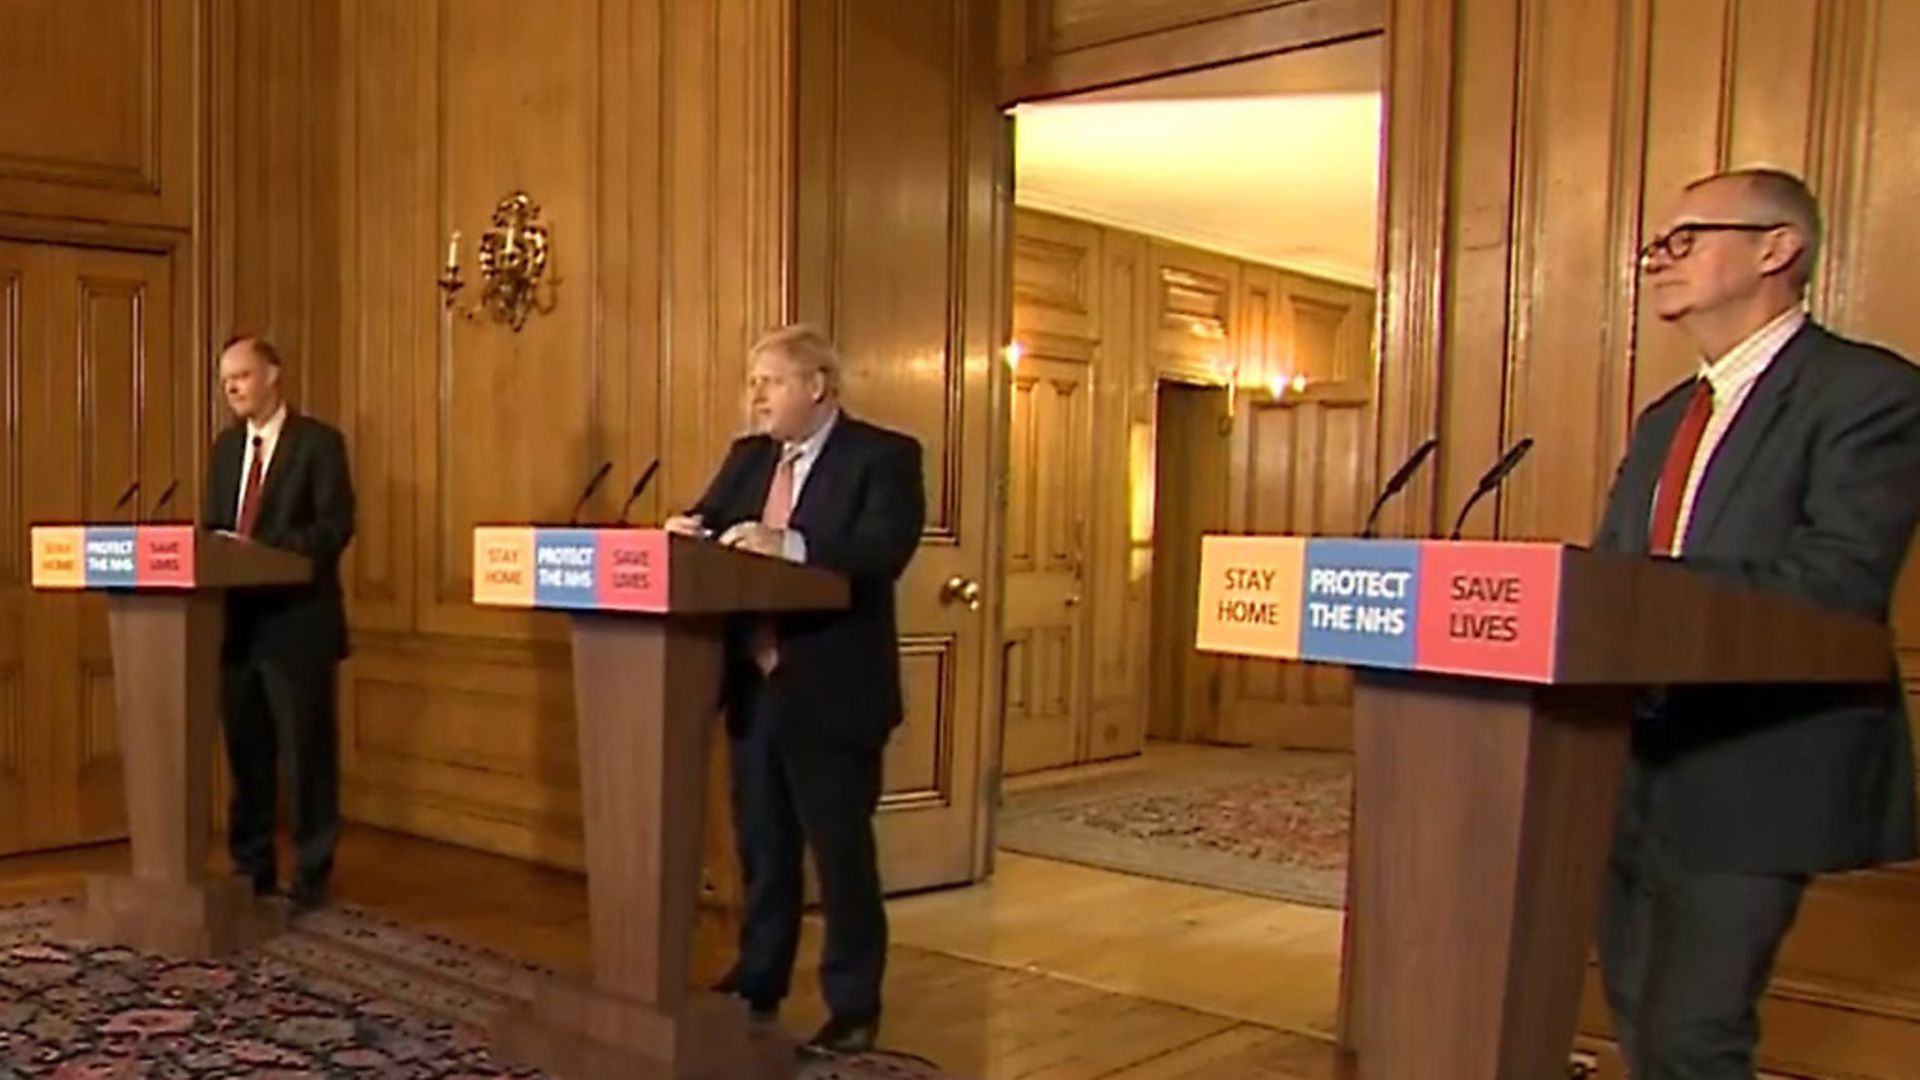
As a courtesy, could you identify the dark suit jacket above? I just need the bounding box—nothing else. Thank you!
[1594,321,1920,875]
[691,414,925,749]
[202,411,356,667]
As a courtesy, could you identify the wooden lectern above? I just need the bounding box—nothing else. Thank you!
[1193,536,1892,1080]
[472,526,848,1080]
[28,524,312,957]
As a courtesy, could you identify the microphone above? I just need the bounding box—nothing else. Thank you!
[1360,437,1438,538]
[566,461,614,526]
[113,480,140,521]
[1448,436,1534,540]
[616,459,661,525]
[147,480,178,523]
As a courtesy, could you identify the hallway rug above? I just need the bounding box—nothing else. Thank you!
[0,896,953,1079]
[995,748,1352,908]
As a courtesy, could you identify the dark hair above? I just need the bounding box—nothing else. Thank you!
[220,333,283,367]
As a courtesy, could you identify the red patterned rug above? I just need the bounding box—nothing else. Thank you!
[0,897,951,1079]
[995,749,1352,908]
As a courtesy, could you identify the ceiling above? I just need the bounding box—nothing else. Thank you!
[1011,36,1383,287]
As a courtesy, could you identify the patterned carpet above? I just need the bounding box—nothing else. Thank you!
[995,749,1352,908]
[0,897,951,1079]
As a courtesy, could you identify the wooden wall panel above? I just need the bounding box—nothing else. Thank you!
[1091,228,1150,760]
[0,0,195,230]
[211,0,342,421]
[0,246,31,856]
[424,0,604,642]
[1000,0,1384,103]
[318,0,791,866]
[1387,0,1920,1072]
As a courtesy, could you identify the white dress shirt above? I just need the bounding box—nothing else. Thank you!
[235,403,289,522]
[1661,305,1805,554]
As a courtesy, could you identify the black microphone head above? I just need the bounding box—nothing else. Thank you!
[630,459,660,498]
[617,460,662,525]
[150,480,178,521]
[569,461,615,525]
[1383,437,1440,495]
[1476,436,1534,491]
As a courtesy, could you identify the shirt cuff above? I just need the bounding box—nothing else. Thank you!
[781,528,808,564]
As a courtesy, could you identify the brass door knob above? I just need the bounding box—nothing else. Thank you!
[940,576,982,611]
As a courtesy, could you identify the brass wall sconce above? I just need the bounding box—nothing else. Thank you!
[437,191,557,331]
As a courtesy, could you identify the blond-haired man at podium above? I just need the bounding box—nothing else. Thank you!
[202,334,356,913]
[1594,169,1920,1078]
[666,323,924,1058]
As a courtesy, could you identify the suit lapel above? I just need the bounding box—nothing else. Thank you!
[1681,324,1816,551]
[1618,400,1685,554]
[742,437,779,520]
[215,428,245,528]
[792,417,852,529]
[253,412,303,525]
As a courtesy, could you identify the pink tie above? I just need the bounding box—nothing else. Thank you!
[752,449,798,674]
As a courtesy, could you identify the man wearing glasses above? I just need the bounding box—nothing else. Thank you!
[1593,169,1920,1078]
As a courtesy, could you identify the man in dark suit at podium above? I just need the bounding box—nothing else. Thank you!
[665,323,924,1057]
[1594,169,1920,1078]
[202,334,356,913]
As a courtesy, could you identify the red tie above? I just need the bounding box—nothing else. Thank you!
[752,449,799,674]
[1649,380,1713,555]
[237,435,266,536]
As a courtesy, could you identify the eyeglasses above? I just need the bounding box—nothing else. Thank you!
[1638,222,1787,267]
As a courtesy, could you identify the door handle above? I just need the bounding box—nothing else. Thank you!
[940,575,982,611]
[1065,594,1080,607]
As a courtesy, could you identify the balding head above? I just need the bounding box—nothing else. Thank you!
[1685,168,1821,288]
[1640,167,1820,354]
[217,333,285,423]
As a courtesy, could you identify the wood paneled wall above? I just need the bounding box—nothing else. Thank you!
[1378,0,1920,1073]
[998,0,1383,102]
[1009,207,1374,764]
[301,0,793,868]
[0,0,204,857]
[208,0,1005,899]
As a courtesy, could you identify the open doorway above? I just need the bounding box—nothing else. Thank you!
[998,34,1383,770]
[990,37,1384,990]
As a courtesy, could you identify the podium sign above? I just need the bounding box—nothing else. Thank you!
[1196,536,1564,681]
[472,526,672,612]
[32,525,199,590]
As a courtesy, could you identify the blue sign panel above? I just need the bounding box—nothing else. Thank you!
[1299,539,1421,669]
[531,528,599,609]
[82,526,139,588]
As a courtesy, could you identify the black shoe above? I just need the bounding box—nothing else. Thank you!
[238,870,278,899]
[801,1015,878,1057]
[288,878,327,913]
[710,971,779,1022]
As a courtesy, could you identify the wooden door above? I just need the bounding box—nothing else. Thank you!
[1148,381,1230,742]
[795,0,1005,892]
[1002,348,1092,774]
[0,240,42,854]
[3,241,179,855]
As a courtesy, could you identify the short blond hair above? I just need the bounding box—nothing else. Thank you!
[750,323,841,395]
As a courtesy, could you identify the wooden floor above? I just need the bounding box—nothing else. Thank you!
[0,825,1350,1079]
